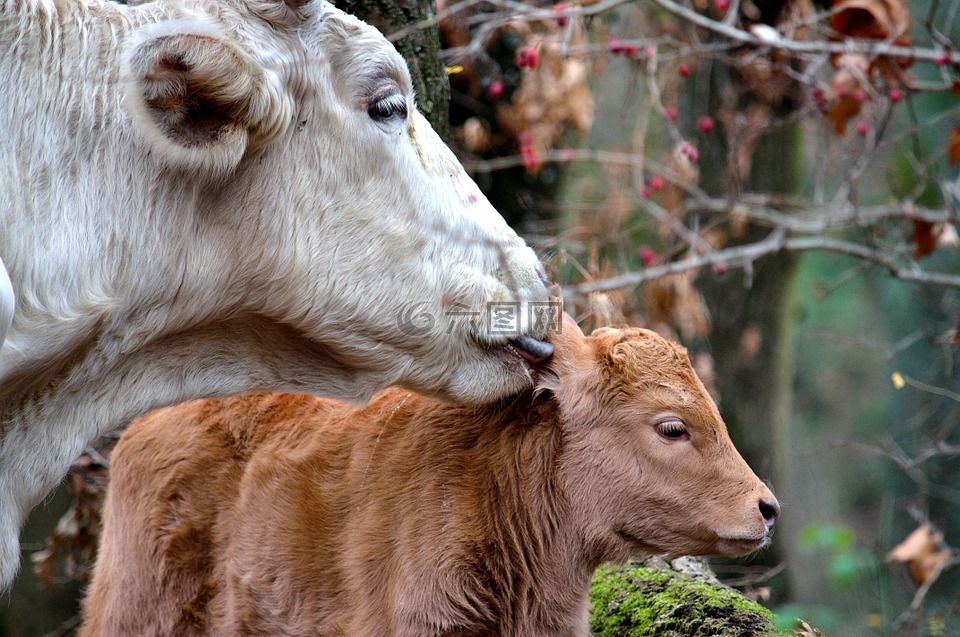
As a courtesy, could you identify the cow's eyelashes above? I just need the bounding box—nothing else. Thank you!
[368,90,408,123]
[655,419,690,442]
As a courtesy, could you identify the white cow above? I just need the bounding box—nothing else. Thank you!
[0,0,553,589]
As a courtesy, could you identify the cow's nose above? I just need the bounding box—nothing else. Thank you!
[759,497,780,531]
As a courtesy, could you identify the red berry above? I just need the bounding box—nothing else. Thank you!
[664,105,679,121]
[552,4,568,27]
[516,46,539,69]
[715,0,730,10]
[697,115,715,133]
[679,63,691,77]
[639,245,657,266]
[853,88,869,103]
[558,146,574,162]
[888,87,903,102]
[607,37,624,55]
[935,52,950,66]
[680,141,699,163]
[624,44,637,56]
[643,45,655,59]
[856,120,869,135]
[640,185,653,199]
[712,261,728,275]
[649,174,666,191]
[487,80,504,99]
[811,88,827,110]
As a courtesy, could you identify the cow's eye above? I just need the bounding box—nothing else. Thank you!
[656,419,689,442]
[368,90,408,123]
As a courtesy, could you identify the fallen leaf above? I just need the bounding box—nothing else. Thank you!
[887,523,952,586]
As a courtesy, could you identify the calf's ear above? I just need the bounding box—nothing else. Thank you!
[123,22,292,175]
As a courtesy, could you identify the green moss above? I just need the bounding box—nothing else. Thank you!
[590,559,789,637]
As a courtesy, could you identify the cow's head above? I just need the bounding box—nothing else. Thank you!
[541,314,779,559]
[119,0,551,403]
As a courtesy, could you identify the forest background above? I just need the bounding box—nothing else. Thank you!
[3,0,960,635]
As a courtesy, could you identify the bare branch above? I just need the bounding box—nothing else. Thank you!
[573,231,960,294]
[651,0,960,66]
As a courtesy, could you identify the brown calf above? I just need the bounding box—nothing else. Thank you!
[80,314,778,637]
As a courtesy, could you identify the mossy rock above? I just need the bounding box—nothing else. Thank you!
[590,557,788,637]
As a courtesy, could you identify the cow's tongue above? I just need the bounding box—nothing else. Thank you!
[509,335,554,365]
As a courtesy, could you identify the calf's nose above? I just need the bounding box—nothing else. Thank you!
[759,496,780,531]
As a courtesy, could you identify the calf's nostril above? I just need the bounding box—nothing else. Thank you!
[759,498,780,528]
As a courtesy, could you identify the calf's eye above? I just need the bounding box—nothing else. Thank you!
[656,419,690,442]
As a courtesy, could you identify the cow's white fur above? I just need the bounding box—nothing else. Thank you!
[0,0,550,589]
[0,258,12,347]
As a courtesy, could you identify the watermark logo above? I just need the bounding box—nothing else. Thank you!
[488,302,520,335]
[396,300,561,337]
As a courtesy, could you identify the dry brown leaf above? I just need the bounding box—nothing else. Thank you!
[643,272,710,341]
[459,117,491,154]
[948,121,960,166]
[824,53,870,134]
[831,0,910,46]
[911,219,937,258]
[498,18,594,174]
[657,142,701,236]
[829,0,912,89]
[585,291,625,332]
[887,523,952,586]
[718,103,771,184]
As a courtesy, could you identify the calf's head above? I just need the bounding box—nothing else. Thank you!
[543,315,778,559]
[119,0,550,402]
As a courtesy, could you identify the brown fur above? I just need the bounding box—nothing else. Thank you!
[80,315,777,637]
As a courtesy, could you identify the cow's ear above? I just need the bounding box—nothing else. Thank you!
[124,22,292,175]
